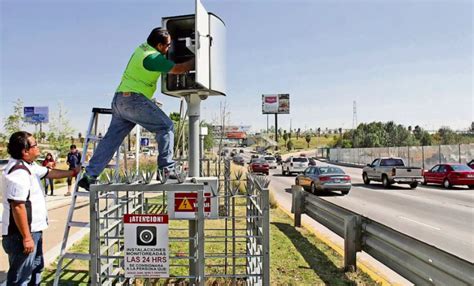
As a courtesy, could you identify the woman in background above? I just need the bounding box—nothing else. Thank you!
[42,152,56,195]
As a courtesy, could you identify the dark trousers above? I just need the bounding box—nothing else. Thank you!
[44,178,54,195]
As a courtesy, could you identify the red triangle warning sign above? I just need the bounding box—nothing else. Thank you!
[178,197,194,211]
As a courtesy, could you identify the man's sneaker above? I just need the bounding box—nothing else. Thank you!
[157,165,187,184]
[77,174,97,191]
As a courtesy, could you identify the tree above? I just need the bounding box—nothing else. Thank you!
[201,121,214,151]
[282,131,289,143]
[305,134,311,148]
[169,112,181,122]
[296,128,301,139]
[3,99,25,134]
[436,127,458,145]
[49,103,75,156]
[420,131,432,146]
[286,140,293,151]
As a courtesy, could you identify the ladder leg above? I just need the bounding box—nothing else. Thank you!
[54,107,129,285]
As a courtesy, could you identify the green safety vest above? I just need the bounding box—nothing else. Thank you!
[116,43,162,99]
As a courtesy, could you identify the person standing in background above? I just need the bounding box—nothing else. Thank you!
[65,145,81,196]
[41,153,56,196]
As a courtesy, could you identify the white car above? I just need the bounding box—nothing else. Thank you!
[264,156,277,169]
[282,156,309,175]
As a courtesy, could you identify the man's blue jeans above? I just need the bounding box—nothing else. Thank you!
[86,92,175,177]
[2,232,44,285]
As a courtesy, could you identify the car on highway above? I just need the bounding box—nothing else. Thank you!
[232,156,245,166]
[295,166,351,195]
[248,158,269,175]
[239,149,244,154]
[362,157,423,189]
[281,156,309,175]
[263,156,277,169]
[422,163,474,189]
[248,154,260,163]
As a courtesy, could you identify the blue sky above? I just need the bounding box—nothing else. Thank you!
[1,0,472,135]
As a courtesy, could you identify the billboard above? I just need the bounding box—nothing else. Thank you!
[262,94,290,114]
[24,106,49,123]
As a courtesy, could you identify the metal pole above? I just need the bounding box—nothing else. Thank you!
[90,186,98,286]
[197,189,205,285]
[438,145,441,163]
[422,145,425,170]
[266,114,269,137]
[274,114,278,149]
[186,94,201,282]
[200,134,204,176]
[458,144,461,163]
[135,126,140,174]
[187,95,201,176]
[262,187,270,286]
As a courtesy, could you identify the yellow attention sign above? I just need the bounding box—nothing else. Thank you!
[178,197,194,210]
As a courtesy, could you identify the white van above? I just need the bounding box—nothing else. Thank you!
[282,156,309,175]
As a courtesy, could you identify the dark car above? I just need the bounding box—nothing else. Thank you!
[248,158,269,175]
[309,158,317,166]
[249,154,259,163]
[232,156,245,165]
[239,149,244,153]
[423,163,474,189]
[468,160,474,169]
[295,166,351,195]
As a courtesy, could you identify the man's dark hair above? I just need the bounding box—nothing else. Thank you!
[7,131,33,159]
[70,144,77,149]
[147,27,170,48]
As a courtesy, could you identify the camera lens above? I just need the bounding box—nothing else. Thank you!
[139,230,154,244]
[136,226,157,246]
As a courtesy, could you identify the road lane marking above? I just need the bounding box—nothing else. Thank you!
[397,216,441,230]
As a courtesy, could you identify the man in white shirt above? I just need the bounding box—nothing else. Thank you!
[2,131,81,285]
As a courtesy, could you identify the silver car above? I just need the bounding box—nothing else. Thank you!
[295,166,351,195]
[264,156,277,169]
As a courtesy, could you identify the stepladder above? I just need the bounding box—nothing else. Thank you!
[53,107,124,285]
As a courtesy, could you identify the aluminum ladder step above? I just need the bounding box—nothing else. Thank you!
[86,135,104,142]
[81,162,117,169]
[91,107,112,114]
[63,252,91,260]
[68,221,90,228]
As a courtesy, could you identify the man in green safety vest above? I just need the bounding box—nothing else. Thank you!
[78,27,194,190]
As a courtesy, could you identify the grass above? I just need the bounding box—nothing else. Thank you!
[41,199,377,285]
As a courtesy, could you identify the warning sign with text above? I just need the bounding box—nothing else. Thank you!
[174,192,211,212]
[123,214,169,278]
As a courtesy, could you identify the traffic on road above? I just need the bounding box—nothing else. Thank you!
[223,147,474,263]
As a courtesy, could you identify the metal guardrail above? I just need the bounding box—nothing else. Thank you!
[291,185,474,285]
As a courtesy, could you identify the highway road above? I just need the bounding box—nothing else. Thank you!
[263,157,474,263]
